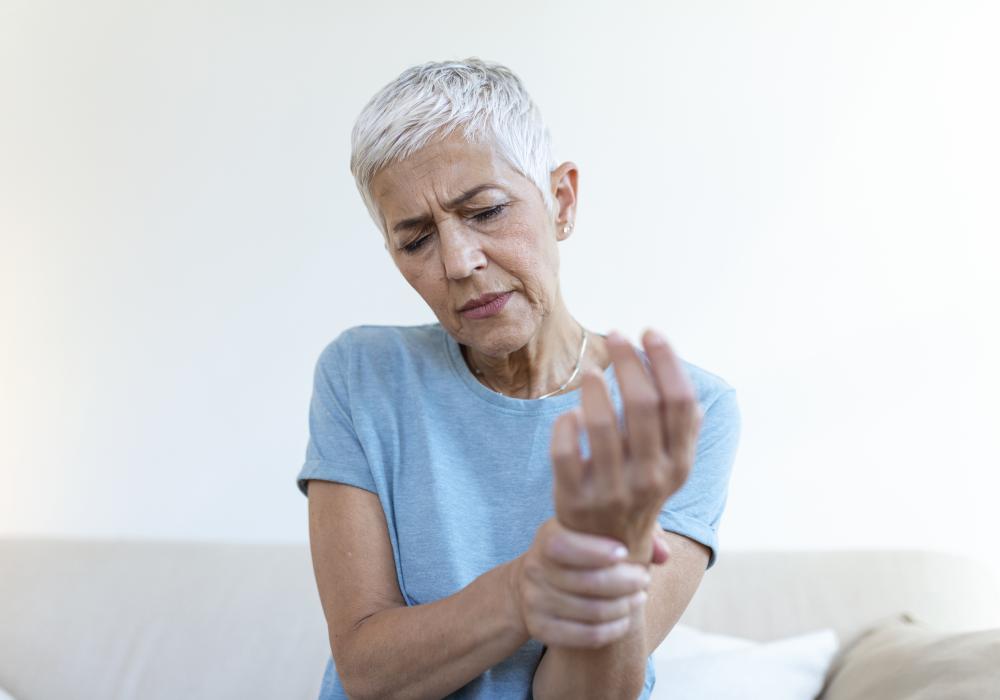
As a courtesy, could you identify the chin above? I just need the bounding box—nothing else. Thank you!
[480,323,541,355]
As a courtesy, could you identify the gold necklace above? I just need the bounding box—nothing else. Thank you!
[469,324,588,399]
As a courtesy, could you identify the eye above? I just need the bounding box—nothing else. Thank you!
[472,204,507,223]
[402,235,429,254]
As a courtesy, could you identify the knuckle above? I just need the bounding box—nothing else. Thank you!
[595,488,630,509]
[633,463,668,491]
[626,391,661,413]
[666,393,696,412]
[671,461,693,484]
[550,443,577,462]
[585,415,616,434]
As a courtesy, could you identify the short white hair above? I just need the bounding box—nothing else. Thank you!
[350,57,559,242]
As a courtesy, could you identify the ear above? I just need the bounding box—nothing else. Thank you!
[549,162,579,241]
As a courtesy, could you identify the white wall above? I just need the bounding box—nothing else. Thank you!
[2,1,998,578]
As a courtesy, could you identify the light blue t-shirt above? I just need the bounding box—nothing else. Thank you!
[297,322,741,699]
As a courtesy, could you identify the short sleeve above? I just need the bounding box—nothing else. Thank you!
[296,333,378,497]
[658,388,741,570]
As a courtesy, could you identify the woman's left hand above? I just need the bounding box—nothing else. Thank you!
[550,329,703,563]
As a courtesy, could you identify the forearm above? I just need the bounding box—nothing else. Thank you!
[338,558,529,700]
[531,604,648,700]
[532,536,655,700]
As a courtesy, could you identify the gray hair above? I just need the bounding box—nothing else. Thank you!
[349,57,559,242]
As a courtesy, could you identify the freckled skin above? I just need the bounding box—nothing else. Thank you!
[371,130,609,398]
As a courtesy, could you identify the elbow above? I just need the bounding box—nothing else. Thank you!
[337,660,385,700]
[331,638,384,700]
[336,663,366,700]
[340,676,379,700]
[336,647,408,700]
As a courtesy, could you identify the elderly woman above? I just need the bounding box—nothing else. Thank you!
[296,57,741,700]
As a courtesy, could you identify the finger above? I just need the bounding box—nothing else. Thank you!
[534,616,632,649]
[650,531,671,566]
[550,408,586,499]
[641,329,701,480]
[606,329,665,470]
[544,561,650,599]
[537,585,647,625]
[579,367,625,497]
[545,525,628,569]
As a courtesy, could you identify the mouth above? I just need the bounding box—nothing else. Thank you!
[458,291,510,312]
[459,291,513,319]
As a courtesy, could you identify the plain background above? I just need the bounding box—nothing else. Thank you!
[2,1,998,580]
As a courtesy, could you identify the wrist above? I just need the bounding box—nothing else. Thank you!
[626,534,655,565]
[625,522,662,565]
[504,555,530,638]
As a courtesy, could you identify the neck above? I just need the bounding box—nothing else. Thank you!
[460,299,608,399]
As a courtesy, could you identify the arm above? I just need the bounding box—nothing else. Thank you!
[532,528,710,700]
[307,479,529,700]
[534,328,709,698]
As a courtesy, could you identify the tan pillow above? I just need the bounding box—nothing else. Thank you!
[819,612,1000,700]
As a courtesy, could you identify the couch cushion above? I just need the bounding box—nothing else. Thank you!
[678,550,1000,646]
[0,539,330,700]
[819,613,1000,700]
[651,624,839,699]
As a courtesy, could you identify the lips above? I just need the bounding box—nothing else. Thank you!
[459,291,509,311]
[460,291,512,320]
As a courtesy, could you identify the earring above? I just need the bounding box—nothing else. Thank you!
[562,222,574,234]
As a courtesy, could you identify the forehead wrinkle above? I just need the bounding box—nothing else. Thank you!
[403,181,506,227]
[381,141,514,238]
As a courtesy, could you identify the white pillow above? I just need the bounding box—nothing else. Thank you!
[650,624,840,700]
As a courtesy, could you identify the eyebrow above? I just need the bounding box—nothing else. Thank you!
[390,184,501,237]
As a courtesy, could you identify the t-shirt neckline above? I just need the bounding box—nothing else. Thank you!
[439,323,620,415]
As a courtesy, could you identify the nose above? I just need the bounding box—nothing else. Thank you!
[438,220,486,280]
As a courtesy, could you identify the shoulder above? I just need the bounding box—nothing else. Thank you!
[632,347,739,435]
[634,344,736,412]
[316,322,443,370]
[676,358,741,444]
[678,358,737,413]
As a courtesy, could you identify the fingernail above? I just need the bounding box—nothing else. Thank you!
[633,590,648,606]
[647,329,667,347]
[607,329,626,344]
[612,545,628,560]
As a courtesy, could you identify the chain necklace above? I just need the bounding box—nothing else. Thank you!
[469,324,589,399]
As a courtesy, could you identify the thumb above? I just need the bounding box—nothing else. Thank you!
[650,530,671,566]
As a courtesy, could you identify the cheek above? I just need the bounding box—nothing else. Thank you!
[400,263,451,308]
[495,236,557,312]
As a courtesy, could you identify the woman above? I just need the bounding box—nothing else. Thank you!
[297,57,741,699]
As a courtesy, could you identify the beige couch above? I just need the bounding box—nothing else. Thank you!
[1,538,998,699]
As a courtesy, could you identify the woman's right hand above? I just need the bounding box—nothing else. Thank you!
[509,517,652,649]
